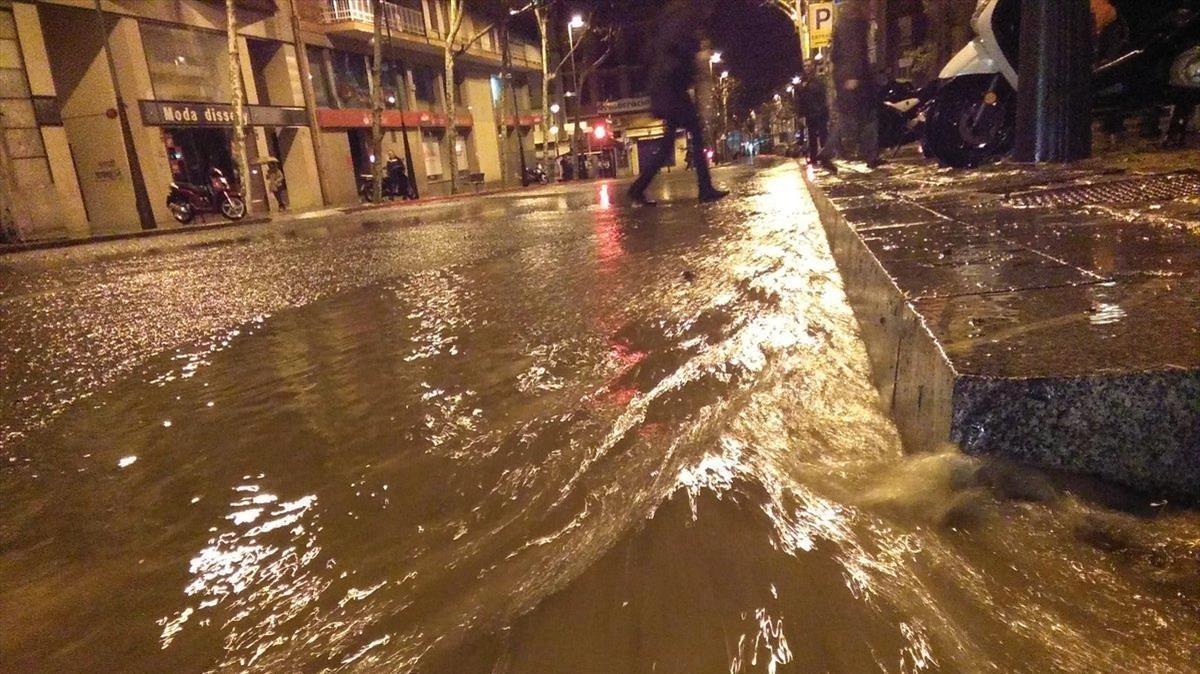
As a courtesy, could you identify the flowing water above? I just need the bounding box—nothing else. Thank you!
[2,161,1198,673]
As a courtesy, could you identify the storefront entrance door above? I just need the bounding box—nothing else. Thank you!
[163,127,234,186]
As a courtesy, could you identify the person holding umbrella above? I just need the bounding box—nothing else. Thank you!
[262,157,287,211]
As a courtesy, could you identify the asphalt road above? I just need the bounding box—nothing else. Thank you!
[2,159,1199,673]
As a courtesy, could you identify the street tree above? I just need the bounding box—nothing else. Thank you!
[371,0,385,202]
[227,0,252,214]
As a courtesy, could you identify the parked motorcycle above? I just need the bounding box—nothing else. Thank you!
[167,168,246,224]
[878,79,933,151]
[925,0,1200,168]
[523,164,549,185]
[357,173,413,202]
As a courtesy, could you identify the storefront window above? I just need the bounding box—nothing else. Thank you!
[421,130,442,178]
[455,132,469,172]
[141,22,232,102]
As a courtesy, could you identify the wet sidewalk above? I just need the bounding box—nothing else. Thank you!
[806,150,1200,497]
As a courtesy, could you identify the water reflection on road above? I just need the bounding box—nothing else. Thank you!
[2,162,1199,673]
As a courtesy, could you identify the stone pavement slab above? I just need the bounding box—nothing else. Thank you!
[807,149,1200,497]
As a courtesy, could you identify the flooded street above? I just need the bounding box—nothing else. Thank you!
[2,160,1199,673]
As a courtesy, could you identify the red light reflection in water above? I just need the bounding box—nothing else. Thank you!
[598,182,611,210]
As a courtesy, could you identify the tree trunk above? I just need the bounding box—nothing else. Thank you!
[442,0,460,195]
[371,0,385,202]
[227,0,252,215]
[535,8,555,182]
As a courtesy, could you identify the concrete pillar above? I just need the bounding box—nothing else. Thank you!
[462,74,500,184]
[1014,0,1093,162]
[11,3,88,238]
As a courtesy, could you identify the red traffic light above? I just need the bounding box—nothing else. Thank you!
[593,124,608,140]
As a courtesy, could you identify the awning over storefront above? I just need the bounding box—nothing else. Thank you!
[138,100,307,127]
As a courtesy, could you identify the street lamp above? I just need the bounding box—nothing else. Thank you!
[791,75,802,85]
[567,14,586,170]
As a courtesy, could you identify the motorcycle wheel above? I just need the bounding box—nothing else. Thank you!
[170,201,195,224]
[220,195,247,220]
[924,77,1015,168]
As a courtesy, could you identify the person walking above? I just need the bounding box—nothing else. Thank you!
[795,65,829,164]
[627,0,728,205]
[817,0,879,173]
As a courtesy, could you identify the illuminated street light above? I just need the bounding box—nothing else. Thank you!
[710,51,722,64]
[720,70,729,80]
[569,14,585,29]
[792,75,802,85]
[550,102,561,114]
[549,125,559,135]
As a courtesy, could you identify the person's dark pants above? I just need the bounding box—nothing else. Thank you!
[804,114,828,162]
[273,188,288,210]
[630,116,714,197]
[820,106,878,164]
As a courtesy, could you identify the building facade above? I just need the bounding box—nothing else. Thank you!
[0,0,543,243]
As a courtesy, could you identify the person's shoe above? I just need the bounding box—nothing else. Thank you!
[698,188,729,203]
[628,189,657,206]
[866,158,885,169]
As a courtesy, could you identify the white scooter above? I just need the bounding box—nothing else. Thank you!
[922,0,1022,167]
[925,0,1200,168]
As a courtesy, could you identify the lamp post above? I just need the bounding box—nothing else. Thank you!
[567,14,585,171]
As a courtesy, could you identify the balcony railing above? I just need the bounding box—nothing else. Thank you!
[322,0,428,37]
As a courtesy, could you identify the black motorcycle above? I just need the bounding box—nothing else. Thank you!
[523,165,549,185]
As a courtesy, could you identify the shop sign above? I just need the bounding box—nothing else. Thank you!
[599,97,651,115]
[139,100,307,127]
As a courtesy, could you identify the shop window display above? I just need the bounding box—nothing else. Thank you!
[141,23,231,102]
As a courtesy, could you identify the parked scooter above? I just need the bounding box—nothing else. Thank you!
[167,168,246,224]
[925,0,1200,167]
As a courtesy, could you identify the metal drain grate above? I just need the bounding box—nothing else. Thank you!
[1003,171,1200,207]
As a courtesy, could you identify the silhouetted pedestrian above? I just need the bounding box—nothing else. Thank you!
[627,0,728,205]
[818,0,879,173]
[795,65,829,164]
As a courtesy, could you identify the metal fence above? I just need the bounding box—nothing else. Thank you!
[322,0,428,37]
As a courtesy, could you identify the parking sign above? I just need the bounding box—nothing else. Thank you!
[808,2,836,48]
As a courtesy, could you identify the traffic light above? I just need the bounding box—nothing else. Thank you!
[593,122,608,141]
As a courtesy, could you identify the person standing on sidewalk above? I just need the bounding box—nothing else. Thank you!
[795,65,829,165]
[264,159,288,211]
[817,0,879,173]
[627,0,728,205]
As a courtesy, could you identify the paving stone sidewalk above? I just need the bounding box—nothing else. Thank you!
[807,148,1200,498]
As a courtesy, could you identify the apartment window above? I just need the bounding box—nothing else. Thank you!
[0,10,50,188]
[141,22,232,102]
[307,46,335,107]
[329,50,371,109]
[412,64,438,107]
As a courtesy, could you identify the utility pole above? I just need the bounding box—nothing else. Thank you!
[370,0,385,202]
[94,0,156,229]
[502,21,529,185]
[1014,0,1093,162]
[227,0,253,214]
